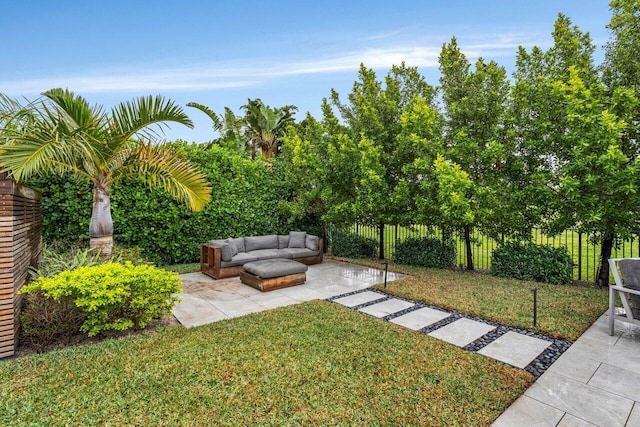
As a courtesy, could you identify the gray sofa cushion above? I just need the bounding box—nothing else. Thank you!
[288,231,307,248]
[245,235,279,252]
[208,239,234,262]
[250,249,292,261]
[305,235,319,251]
[230,237,245,253]
[278,235,289,249]
[221,252,258,268]
[243,259,308,279]
[282,248,318,258]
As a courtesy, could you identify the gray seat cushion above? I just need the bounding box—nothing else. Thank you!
[288,231,307,248]
[620,259,640,318]
[245,235,279,252]
[281,248,318,258]
[249,249,292,261]
[243,259,308,279]
[221,252,258,268]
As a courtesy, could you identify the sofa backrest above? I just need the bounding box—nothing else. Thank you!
[244,235,279,252]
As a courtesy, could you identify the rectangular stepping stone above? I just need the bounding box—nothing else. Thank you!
[478,331,551,369]
[390,307,450,331]
[492,395,564,427]
[333,291,385,308]
[428,318,495,347]
[588,363,640,402]
[358,298,414,318]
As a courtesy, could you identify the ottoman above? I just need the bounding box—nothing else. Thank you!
[240,259,308,292]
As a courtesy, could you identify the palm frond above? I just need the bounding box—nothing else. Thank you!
[42,88,107,130]
[186,102,224,132]
[111,95,194,143]
[111,142,211,211]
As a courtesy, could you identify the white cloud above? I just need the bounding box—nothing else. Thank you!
[0,32,545,95]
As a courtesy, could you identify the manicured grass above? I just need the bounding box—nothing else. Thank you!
[335,257,608,341]
[161,262,200,274]
[1,301,532,425]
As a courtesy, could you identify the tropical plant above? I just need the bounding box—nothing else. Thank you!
[186,102,248,152]
[0,88,211,256]
[242,98,297,160]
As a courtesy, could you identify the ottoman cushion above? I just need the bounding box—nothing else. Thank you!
[243,259,308,279]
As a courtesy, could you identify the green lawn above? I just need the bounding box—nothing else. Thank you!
[1,301,532,426]
[337,257,607,341]
[161,262,200,274]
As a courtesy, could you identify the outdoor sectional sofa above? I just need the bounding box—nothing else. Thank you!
[200,231,323,279]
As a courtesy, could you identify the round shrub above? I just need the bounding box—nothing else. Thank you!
[491,241,573,285]
[394,237,456,268]
[330,231,378,258]
[20,263,182,336]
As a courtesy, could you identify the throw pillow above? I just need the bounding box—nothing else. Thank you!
[305,235,319,251]
[225,238,238,257]
[288,231,307,248]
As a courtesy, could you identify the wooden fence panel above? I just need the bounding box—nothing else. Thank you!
[0,175,41,358]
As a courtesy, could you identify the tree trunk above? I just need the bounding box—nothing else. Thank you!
[250,141,256,161]
[464,225,474,271]
[89,177,113,258]
[597,233,614,287]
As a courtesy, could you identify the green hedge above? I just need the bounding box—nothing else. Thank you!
[329,230,378,258]
[491,241,573,285]
[394,236,456,268]
[28,143,319,265]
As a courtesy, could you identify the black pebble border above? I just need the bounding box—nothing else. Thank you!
[326,288,572,379]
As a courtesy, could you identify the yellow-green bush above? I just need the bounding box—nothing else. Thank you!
[21,263,181,336]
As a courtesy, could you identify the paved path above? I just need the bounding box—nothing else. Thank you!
[174,260,640,426]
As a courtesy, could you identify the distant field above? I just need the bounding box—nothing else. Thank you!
[342,224,640,283]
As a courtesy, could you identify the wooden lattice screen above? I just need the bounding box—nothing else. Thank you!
[0,173,41,358]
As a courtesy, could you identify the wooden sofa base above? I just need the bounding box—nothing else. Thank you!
[239,270,306,292]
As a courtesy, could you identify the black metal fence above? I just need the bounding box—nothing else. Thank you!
[336,223,640,283]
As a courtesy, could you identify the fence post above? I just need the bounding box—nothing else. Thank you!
[378,222,385,260]
[578,232,583,281]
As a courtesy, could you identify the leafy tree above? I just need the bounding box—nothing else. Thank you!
[436,38,511,270]
[326,63,439,257]
[0,89,211,257]
[186,102,249,152]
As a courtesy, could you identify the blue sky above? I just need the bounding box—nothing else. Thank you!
[1,1,613,143]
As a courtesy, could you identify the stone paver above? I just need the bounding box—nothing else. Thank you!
[428,318,495,347]
[492,395,564,427]
[557,414,598,426]
[333,291,385,308]
[358,298,414,318]
[478,331,551,369]
[524,370,634,427]
[389,306,450,331]
[588,363,640,402]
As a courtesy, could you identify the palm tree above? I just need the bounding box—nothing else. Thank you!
[186,102,248,152]
[0,88,211,256]
[242,99,297,160]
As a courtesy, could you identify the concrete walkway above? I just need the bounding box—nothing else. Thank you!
[493,313,640,427]
[173,259,405,327]
[174,260,640,426]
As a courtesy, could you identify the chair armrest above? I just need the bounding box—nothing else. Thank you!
[610,285,640,297]
[201,243,222,269]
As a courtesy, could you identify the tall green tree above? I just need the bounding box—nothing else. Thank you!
[327,63,439,257]
[0,89,211,256]
[437,38,511,270]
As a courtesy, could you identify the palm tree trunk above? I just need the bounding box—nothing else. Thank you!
[89,176,113,257]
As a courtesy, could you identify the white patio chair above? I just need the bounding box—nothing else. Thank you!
[608,258,640,335]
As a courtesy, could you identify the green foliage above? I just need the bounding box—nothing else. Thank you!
[394,237,455,268]
[329,230,378,258]
[20,263,182,337]
[19,291,86,349]
[491,241,573,285]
